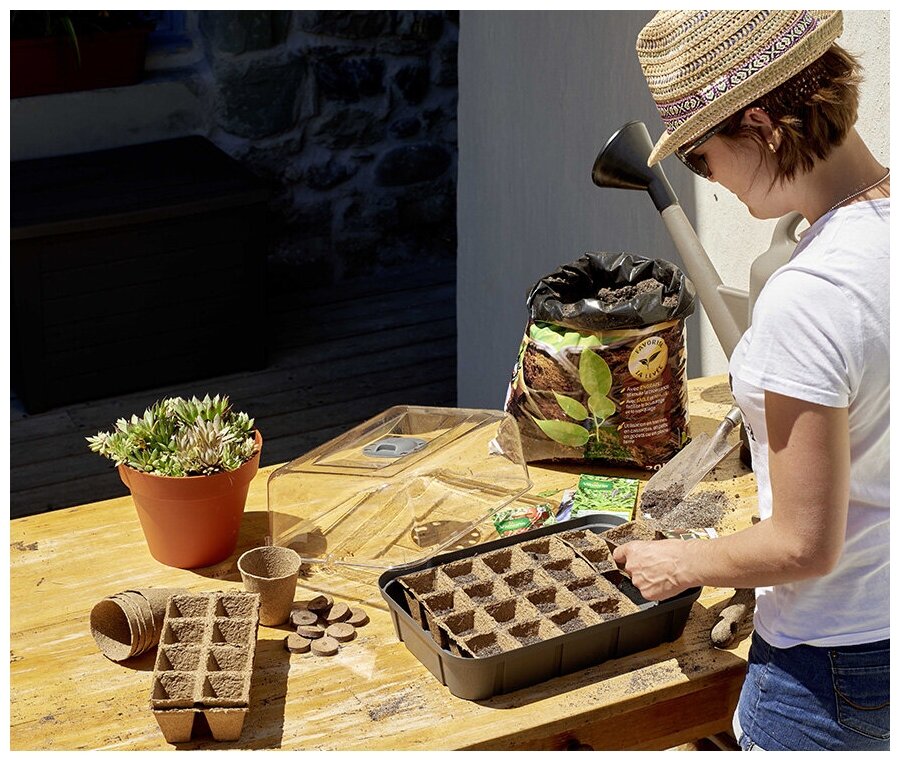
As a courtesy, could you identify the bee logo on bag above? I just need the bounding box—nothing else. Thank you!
[628,336,668,382]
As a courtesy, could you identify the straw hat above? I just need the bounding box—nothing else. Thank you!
[637,10,843,166]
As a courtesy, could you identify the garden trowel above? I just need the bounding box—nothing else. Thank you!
[640,405,744,512]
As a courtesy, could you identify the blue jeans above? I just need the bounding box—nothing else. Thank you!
[735,631,890,751]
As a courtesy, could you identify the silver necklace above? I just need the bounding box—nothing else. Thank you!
[825,168,890,215]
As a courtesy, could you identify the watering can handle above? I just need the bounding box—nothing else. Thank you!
[749,211,804,313]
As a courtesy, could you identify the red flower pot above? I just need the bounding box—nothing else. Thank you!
[118,432,262,569]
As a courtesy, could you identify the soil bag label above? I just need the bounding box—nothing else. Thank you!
[504,251,696,469]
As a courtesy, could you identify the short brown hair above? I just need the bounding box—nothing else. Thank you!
[719,44,862,182]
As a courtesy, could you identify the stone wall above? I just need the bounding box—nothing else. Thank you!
[197,10,459,283]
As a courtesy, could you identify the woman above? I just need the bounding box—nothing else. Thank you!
[614,11,889,751]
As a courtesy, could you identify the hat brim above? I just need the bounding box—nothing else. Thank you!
[648,10,843,167]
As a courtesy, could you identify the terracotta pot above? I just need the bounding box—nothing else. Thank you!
[118,432,262,569]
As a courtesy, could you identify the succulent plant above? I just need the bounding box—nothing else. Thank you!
[86,394,259,477]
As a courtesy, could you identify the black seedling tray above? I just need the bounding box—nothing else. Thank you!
[378,514,702,700]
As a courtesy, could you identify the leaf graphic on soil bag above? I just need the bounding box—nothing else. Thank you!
[553,392,588,421]
[579,349,612,398]
[532,418,591,447]
[588,394,616,422]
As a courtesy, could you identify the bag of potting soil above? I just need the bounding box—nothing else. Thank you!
[503,251,696,469]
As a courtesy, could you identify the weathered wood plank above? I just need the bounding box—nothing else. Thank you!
[12,334,457,468]
[14,357,456,491]
[10,267,458,518]
[11,378,456,519]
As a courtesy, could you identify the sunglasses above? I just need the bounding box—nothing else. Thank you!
[675,121,728,178]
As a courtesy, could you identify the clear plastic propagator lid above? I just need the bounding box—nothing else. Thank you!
[267,406,532,571]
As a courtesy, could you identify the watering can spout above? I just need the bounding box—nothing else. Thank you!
[592,120,745,359]
[592,121,678,213]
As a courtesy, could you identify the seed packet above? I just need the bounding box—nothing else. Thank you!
[555,474,639,523]
[491,503,555,537]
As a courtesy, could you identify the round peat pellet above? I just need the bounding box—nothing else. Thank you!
[325,602,351,623]
[325,623,356,642]
[296,624,325,639]
[284,633,311,654]
[312,636,340,657]
[307,594,333,613]
[347,607,370,627]
[290,609,319,627]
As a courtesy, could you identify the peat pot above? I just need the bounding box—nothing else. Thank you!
[118,432,262,569]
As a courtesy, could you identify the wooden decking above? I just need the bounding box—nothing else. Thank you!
[10,260,457,519]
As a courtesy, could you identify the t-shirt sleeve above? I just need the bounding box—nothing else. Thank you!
[733,267,858,408]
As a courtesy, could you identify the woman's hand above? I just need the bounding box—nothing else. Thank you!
[612,539,694,601]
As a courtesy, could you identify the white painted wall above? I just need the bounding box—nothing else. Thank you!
[691,10,890,375]
[457,10,890,408]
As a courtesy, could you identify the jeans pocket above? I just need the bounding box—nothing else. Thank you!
[830,648,890,741]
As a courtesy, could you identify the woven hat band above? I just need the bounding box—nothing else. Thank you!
[636,10,843,166]
[655,13,819,134]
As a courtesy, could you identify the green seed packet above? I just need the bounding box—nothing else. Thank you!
[556,474,639,523]
[492,503,555,537]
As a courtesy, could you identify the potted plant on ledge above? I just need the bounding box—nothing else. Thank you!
[87,394,262,569]
[11,10,154,99]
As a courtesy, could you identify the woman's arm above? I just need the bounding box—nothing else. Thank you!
[613,391,850,601]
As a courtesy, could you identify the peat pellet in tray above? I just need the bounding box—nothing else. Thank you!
[285,633,312,653]
[502,567,551,593]
[578,547,616,572]
[540,556,595,583]
[524,586,580,615]
[422,589,472,618]
[518,535,573,562]
[568,574,622,603]
[460,579,511,607]
[548,606,600,634]
[556,529,599,550]
[483,597,541,626]
[347,607,369,627]
[306,594,334,613]
[585,596,636,622]
[290,609,319,627]
[296,624,325,639]
[507,618,563,647]
[325,623,357,642]
[462,630,519,658]
[438,608,494,640]
[601,520,660,548]
[438,557,489,588]
[312,636,340,657]
[324,602,352,624]
[397,567,451,597]
[479,546,532,576]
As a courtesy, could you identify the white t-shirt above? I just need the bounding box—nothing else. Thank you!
[729,198,889,648]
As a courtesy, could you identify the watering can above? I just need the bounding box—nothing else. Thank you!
[591,120,803,360]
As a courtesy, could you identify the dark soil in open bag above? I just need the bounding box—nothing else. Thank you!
[505,252,696,469]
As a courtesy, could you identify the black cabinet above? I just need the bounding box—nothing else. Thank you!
[11,137,271,413]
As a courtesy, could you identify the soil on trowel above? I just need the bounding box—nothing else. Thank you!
[597,278,678,309]
[641,485,728,530]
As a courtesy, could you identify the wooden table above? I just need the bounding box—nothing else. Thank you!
[10,374,756,750]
